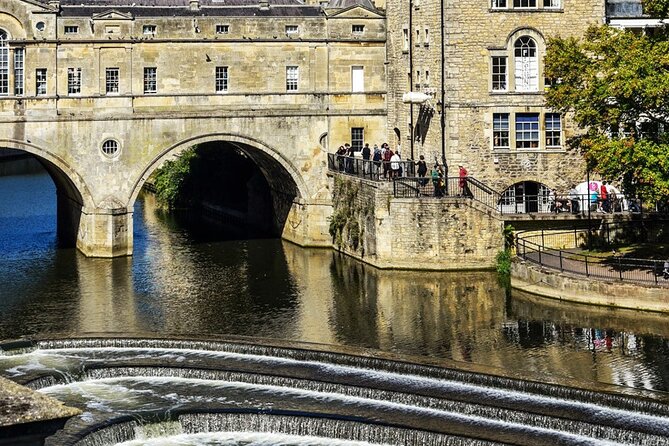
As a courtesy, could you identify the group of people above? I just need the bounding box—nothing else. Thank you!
[552,181,624,214]
[335,142,404,179]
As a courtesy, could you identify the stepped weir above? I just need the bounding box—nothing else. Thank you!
[2,338,669,445]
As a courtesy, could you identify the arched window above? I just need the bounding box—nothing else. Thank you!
[0,30,8,96]
[514,36,538,92]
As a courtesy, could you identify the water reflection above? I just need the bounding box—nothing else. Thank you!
[0,170,669,396]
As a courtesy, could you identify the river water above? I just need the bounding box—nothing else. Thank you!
[1,165,669,400]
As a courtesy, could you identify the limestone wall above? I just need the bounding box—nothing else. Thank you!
[329,174,504,270]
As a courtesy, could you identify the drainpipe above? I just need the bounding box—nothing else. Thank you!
[408,0,414,160]
[440,0,445,168]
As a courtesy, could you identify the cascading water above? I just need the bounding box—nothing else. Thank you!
[1,337,669,446]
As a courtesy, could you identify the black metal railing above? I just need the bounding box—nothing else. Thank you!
[393,176,460,198]
[327,153,416,181]
[516,222,669,286]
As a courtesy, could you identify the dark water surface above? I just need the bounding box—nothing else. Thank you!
[1,167,669,398]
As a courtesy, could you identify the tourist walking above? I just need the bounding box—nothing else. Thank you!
[600,181,609,213]
[382,146,393,179]
[431,164,443,197]
[416,155,428,186]
[458,165,470,197]
[390,151,401,178]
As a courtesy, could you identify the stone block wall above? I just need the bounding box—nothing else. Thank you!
[329,173,504,270]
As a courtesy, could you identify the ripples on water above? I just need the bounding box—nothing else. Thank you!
[0,168,669,394]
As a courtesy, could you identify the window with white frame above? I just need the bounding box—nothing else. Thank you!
[493,113,510,149]
[285,25,299,35]
[144,67,156,94]
[543,0,560,7]
[514,0,536,7]
[425,70,430,86]
[492,0,559,8]
[352,24,364,34]
[143,25,156,35]
[0,30,8,96]
[351,127,364,152]
[415,70,421,89]
[545,113,561,147]
[64,25,78,34]
[105,67,119,94]
[102,139,119,157]
[515,113,539,149]
[491,0,507,7]
[67,67,81,95]
[13,48,23,96]
[215,66,228,92]
[402,28,409,52]
[514,36,538,92]
[415,29,420,46]
[216,24,229,34]
[36,68,47,95]
[491,56,507,91]
[286,66,298,91]
[424,28,429,46]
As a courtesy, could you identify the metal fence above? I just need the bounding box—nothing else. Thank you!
[326,153,416,181]
[516,223,669,286]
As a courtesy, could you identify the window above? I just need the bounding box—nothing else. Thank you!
[14,48,23,96]
[424,28,429,46]
[286,66,298,91]
[415,29,420,46]
[516,113,539,148]
[216,24,229,34]
[143,25,156,35]
[425,70,430,86]
[545,113,561,147]
[0,30,7,96]
[491,56,507,91]
[543,0,560,7]
[144,67,156,94]
[67,68,81,95]
[402,28,409,52]
[215,66,228,93]
[415,70,421,89]
[351,66,364,92]
[352,25,364,34]
[285,25,299,35]
[351,127,364,152]
[36,68,47,95]
[491,0,506,7]
[493,113,510,149]
[64,25,78,34]
[101,139,119,157]
[514,0,536,6]
[105,67,119,94]
[514,36,538,92]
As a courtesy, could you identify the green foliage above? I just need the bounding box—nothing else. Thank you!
[328,176,367,251]
[644,0,669,17]
[153,148,198,209]
[503,224,515,250]
[545,24,669,201]
[495,249,512,277]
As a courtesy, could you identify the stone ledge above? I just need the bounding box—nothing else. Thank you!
[511,261,669,313]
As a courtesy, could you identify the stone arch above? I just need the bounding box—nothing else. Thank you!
[0,138,93,209]
[0,12,27,40]
[128,132,310,208]
[498,179,554,214]
[505,27,545,48]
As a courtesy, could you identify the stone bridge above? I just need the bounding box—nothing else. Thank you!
[0,0,388,257]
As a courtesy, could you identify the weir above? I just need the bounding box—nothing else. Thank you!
[2,338,668,445]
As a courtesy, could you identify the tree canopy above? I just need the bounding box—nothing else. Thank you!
[544,1,669,202]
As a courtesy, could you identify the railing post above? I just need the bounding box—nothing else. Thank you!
[538,245,542,265]
[656,261,659,285]
[541,229,545,248]
[585,255,589,277]
[607,224,610,245]
[559,250,563,272]
[618,256,622,281]
[574,228,577,248]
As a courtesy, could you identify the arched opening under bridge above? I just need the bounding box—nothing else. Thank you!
[498,180,552,214]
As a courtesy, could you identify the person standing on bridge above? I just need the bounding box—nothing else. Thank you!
[458,165,470,197]
[361,143,371,176]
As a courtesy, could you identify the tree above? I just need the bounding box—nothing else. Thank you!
[544,2,669,202]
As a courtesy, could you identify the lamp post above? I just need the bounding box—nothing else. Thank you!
[408,0,414,160]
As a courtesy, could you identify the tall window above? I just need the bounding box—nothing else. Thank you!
[402,28,409,51]
[106,67,119,94]
[215,66,228,92]
[14,48,23,96]
[493,113,510,149]
[351,66,364,92]
[424,28,429,46]
[67,68,81,95]
[0,30,8,96]
[351,127,364,152]
[36,68,47,95]
[144,67,156,94]
[545,113,561,147]
[514,36,538,92]
[516,113,539,148]
[491,56,507,91]
[286,66,298,91]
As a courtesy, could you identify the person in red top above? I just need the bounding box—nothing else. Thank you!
[458,165,469,196]
[600,181,609,213]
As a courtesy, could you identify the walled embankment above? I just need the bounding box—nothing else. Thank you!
[328,174,504,270]
[512,261,669,313]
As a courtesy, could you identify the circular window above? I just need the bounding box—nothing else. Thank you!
[36,22,45,32]
[101,139,119,157]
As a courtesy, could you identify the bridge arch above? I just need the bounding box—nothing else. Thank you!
[129,132,309,207]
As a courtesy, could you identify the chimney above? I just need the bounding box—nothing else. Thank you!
[259,0,270,10]
[189,0,200,11]
[48,0,60,9]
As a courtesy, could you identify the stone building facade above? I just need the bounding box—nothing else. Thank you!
[386,0,607,209]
